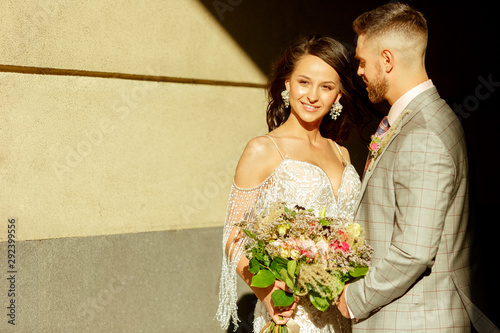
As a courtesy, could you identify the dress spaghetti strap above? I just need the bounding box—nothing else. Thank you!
[264,135,286,160]
[334,142,348,166]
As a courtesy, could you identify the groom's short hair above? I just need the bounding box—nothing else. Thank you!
[353,3,428,56]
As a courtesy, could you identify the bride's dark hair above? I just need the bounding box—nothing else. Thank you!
[267,34,360,143]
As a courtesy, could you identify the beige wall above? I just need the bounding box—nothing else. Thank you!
[1,0,265,83]
[0,0,268,241]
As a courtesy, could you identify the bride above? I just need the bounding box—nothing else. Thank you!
[217,35,362,333]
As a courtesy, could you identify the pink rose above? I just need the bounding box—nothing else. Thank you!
[333,240,350,253]
[301,239,315,249]
[370,142,379,151]
[300,240,317,258]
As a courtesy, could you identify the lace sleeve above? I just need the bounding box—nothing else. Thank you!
[215,182,267,331]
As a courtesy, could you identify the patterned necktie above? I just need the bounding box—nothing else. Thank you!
[364,116,390,173]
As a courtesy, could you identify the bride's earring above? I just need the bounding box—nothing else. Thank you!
[330,101,343,120]
[281,90,290,108]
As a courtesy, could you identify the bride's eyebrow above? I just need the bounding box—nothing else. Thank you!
[296,75,335,85]
[296,74,310,80]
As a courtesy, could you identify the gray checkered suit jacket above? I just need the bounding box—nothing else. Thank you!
[347,86,498,332]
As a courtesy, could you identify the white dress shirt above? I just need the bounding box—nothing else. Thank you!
[387,79,434,125]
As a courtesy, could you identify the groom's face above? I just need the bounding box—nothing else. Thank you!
[355,35,388,104]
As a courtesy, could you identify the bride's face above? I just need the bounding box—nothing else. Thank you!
[285,54,342,125]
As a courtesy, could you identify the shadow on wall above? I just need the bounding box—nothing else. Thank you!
[199,0,361,76]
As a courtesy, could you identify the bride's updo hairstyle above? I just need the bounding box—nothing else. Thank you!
[266,35,357,143]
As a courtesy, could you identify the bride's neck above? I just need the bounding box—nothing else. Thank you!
[281,114,323,142]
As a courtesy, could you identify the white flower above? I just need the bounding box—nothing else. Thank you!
[316,240,329,253]
[348,223,361,238]
[290,249,300,260]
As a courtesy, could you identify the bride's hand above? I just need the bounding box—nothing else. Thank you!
[234,250,298,325]
[254,279,298,325]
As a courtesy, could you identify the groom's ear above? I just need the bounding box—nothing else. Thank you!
[381,49,394,73]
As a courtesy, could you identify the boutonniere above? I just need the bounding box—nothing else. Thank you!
[367,110,412,171]
[366,128,395,172]
[368,136,383,158]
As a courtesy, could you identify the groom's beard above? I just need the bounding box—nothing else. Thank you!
[366,69,389,104]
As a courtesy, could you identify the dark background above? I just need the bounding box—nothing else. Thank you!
[200,0,500,330]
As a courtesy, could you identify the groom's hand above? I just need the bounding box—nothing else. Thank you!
[337,285,351,318]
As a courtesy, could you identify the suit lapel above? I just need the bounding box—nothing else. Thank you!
[355,112,409,208]
[354,86,441,213]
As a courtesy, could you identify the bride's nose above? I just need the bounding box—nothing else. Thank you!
[306,86,319,102]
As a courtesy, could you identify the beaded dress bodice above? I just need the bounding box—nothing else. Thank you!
[216,139,361,333]
[252,159,360,220]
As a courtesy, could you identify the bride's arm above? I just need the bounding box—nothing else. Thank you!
[232,137,298,323]
[216,137,296,329]
[226,227,297,326]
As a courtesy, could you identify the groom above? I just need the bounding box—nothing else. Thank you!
[336,3,498,332]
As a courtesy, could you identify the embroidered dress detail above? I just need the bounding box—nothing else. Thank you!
[216,140,361,333]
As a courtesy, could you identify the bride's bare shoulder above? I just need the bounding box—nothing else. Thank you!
[234,136,281,188]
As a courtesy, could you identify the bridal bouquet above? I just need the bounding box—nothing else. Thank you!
[236,202,373,333]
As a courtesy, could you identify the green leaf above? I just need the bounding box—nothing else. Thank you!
[279,268,288,282]
[350,266,369,278]
[252,247,264,263]
[271,289,295,307]
[319,206,326,218]
[332,269,350,284]
[285,275,294,290]
[308,292,330,312]
[325,272,346,297]
[261,251,271,267]
[242,229,257,239]
[287,260,297,279]
[284,206,296,217]
[273,256,289,266]
[270,259,287,280]
[251,269,276,288]
[285,260,297,290]
[248,258,261,274]
[319,218,329,226]
[306,283,335,312]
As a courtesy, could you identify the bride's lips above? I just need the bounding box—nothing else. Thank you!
[301,102,320,112]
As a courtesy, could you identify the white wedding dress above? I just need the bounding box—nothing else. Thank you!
[216,136,361,333]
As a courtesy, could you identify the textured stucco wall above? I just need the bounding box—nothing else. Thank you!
[0,0,267,242]
[0,72,266,241]
[0,227,254,332]
[0,0,265,83]
[0,1,265,331]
